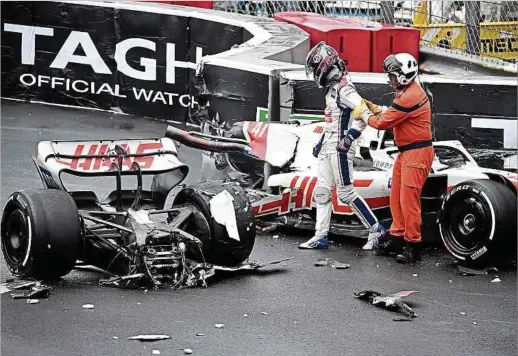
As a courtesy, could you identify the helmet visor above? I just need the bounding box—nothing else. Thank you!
[382,54,401,74]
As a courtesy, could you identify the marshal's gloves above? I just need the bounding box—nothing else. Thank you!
[352,99,373,124]
[365,100,387,115]
[313,133,325,157]
[337,129,361,153]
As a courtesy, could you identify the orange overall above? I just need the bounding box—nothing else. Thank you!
[368,81,434,243]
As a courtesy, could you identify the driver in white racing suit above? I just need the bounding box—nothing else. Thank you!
[298,41,386,250]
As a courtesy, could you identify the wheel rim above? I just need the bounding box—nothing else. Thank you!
[442,191,492,254]
[2,209,30,268]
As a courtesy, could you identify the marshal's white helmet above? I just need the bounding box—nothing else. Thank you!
[382,53,418,89]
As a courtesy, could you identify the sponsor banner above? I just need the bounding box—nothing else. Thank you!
[416,22,518,61]
[1,1,244,122]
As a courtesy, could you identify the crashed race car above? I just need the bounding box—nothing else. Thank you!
[167,119,517,266]
[1,137,265,289]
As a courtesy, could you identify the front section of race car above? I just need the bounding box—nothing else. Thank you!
[167,119,517,266]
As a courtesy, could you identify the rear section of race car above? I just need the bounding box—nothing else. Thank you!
[0,137,257,287]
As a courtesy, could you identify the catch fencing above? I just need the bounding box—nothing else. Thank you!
[213,1,518,63]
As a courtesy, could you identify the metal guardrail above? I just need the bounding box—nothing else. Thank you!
[212,1,518,65]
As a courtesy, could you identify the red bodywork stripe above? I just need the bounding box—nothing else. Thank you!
[353,179,373,187]
[290,176,299,189]
[291,176,310,209]
[247,123,269,160]
[306,177,318,207]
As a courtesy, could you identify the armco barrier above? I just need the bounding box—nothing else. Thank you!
[1,0,308,124]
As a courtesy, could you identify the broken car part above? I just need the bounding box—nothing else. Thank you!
[354,290,419,319]
[127,335,172,341]
[10,283,51,300]
[314,258,351,269]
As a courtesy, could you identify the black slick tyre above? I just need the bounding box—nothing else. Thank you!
[438,179,517,266]
[173,181,256,266]
[1,189,81,280]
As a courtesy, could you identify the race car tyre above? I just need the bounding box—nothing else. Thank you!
[173,181,256,266]
[1,189,81,280]
[438,179,517,266]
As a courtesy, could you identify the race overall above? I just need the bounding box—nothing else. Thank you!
[313,76,382,238]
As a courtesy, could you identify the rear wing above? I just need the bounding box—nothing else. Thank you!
[33,137,188,190]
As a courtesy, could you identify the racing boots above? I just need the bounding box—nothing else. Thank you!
[396,241,422,264]
[373,232,404,256]
[298,235,329,249]
[362,223,387,250]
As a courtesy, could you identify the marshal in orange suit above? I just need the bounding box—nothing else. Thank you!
[360,53,434,264]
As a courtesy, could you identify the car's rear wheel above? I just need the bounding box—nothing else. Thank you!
[1,189,81,280]
[173,181,256,266]
[438,179,517,266]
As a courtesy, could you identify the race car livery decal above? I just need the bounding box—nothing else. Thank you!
[55,142,162,171]
[244,122,298,168]
[252,175,388,216]
[313,126,324,134]
[247,122,269,159]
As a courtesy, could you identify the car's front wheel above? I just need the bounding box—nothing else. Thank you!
[438,179,517,266]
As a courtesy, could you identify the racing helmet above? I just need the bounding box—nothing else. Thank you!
[305,41,347,88]
[382,53,418,89]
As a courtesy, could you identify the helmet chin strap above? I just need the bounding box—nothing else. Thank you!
[387,72,411,90]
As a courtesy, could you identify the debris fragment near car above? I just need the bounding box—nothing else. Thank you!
[354,290,419,319]
[457,265,498,276]
[10,282,51,300]
[314,258,351,269]
[127,335,171,342]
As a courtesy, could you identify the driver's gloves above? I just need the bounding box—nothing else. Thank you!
[337,129,361,153]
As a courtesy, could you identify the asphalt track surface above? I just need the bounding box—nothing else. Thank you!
[1,99,516,356]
